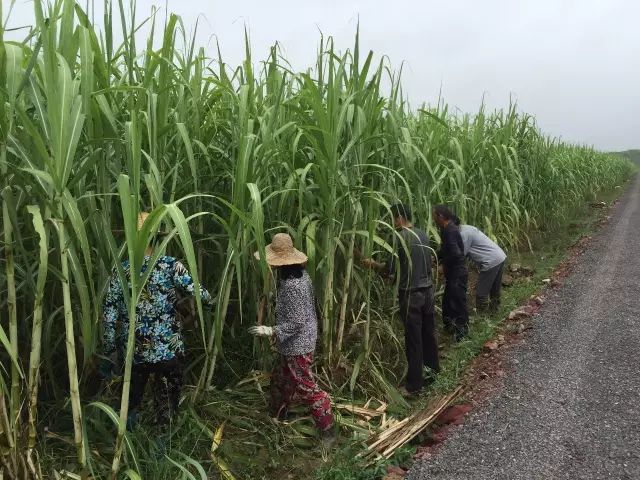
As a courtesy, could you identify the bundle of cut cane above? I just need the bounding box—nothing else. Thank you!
[361,386,464,462]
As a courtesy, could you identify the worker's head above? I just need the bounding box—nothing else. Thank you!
[390,203,412,229]
[433,205,460,228]
[137,212,150,231]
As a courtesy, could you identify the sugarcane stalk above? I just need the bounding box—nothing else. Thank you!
[204,266,234,390]
[26,205,48,450]
[56,215,86,467]
[321,228,336,358]
[1,189,19,449]
[110,289,137,479]
[335,226,357,358]
[0,375,14,452]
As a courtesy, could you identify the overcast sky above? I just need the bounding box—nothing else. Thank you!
[6,0,639,150]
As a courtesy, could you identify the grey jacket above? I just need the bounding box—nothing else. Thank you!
[460,225,507,271]
[274,270,318,356]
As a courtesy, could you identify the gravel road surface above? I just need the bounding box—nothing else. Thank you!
[407,176,640,480]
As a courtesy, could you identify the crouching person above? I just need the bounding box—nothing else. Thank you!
[101,213,213,430]
[249,233,336,446]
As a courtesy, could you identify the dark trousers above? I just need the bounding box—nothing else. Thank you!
[442,271,469,336]
[399,287,440,392]
[129,356,183,426]
[476,261,504,312]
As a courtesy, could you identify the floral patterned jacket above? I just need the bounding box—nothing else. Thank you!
[102,256,212,364]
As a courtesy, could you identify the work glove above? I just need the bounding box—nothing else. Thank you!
[248,325,274,337]
[360,258,375,268]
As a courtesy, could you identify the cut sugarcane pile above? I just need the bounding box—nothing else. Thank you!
[361,386,464,462]
[336,402,386,420]
[335,399,389,436]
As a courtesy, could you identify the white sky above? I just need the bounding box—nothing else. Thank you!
[5,0,640,151]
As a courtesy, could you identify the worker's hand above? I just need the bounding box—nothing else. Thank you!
[437,265,444,276]
[361,258,375,268]
[248,325,274,337]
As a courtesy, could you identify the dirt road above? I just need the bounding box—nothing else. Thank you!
[407,176,640,480]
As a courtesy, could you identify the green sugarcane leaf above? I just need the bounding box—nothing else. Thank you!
[0,323,23,379]
[350,350,366,393]
[62,190,93,282]
[20,168,55,189]
[165,203,207,346]
[176,122,197,189]
[27,205,49,295]
[122,471,143,480]
[165,456,198,480]
[87,402,140,472]
[177,453,209,480]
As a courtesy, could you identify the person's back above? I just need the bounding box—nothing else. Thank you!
[274,267,318,356]
[103,255,211,364]
[459,225,506,271]
[386,212,439,395]
[249,234,335,442]
[439,222,467,276]
[101,212,214,430]
[433,205,469,341]
[394,227,433,291]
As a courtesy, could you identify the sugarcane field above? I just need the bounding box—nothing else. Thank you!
[1,1,639,479]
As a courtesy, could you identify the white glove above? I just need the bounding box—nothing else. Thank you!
[248,325,274,337]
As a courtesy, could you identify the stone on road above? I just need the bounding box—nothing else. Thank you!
[407,176,640,480]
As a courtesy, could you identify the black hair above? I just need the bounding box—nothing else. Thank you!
[433,204,461,225]
[390,203,412,222]
[278,264,305,280]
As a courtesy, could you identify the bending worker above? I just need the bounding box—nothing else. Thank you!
[433,205,469,342]
[459,224,507,313]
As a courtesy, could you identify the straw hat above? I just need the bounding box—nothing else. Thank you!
[137,212,169,235]
[137,212,150,231]
[254,233,308,267]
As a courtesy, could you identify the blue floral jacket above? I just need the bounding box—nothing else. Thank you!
[102,256,212,364]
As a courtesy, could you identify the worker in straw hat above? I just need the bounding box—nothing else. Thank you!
[248,233,336,446]
[100,212,214,431]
